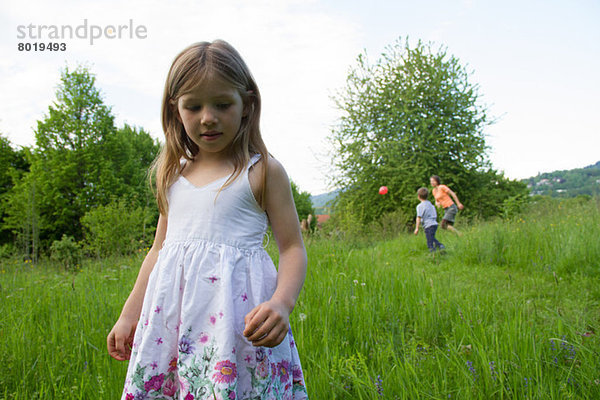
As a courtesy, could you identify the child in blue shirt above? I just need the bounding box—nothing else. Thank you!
[414,187,445,252]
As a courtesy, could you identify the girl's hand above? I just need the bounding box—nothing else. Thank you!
[243,300,290,348]
[414,228,419,235]
[107,317,137,361]
[457,202,464,210]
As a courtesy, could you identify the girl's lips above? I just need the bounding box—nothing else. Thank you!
[200,131,222,141]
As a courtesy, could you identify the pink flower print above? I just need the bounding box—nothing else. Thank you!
[155,337,163,345]
[144,373,165,392]
[271,362,277,378]
[150,361,158,370]
[125,394,134,400]
[290,339,295,348]
[184,393,194,400]
[168,357,178,372]
[154,306,161,313]
[208,276,219,283]
[256,361,269,378]
[219,311,224,319]
[241,293,248,302]
[268,349,273,355]
[244,354,252,363]
[213,360,237,384]
[228,391,236,399]
[163,377,177,396]
[292,365,304,383]
[209,315,217,325]
[232,347,236,354]
[198,332,210,344]
[144,319,149,326]
[277,360,290,383]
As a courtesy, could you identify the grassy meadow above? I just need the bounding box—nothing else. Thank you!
[1,197,599,399]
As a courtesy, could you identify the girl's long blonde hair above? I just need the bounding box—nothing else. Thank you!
[150,40,269,215]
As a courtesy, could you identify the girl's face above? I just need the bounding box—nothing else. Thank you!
[176,77,246,159]
[430,177,438,187]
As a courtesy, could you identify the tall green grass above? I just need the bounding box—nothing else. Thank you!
[1,197,599,399]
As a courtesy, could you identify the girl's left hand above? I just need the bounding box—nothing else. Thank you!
[243,300,290,347]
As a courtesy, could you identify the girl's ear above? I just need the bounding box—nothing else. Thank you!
[171,99,182,122]
[243,91,254,117]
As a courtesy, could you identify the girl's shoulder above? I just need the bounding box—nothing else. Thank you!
[248,155,290,205]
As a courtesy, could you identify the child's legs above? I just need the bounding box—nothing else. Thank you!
[431,225,444,248]
[424,226,436,251]
[426,225,443,250]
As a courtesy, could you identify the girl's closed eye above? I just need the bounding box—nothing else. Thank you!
[186,105,202,111]
[216,103,231,110]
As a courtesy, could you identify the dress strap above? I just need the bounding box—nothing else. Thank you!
[248,153,261,168]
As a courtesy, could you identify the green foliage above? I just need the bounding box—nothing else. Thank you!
[49,234,81,270]
[330,37,527,229]
[2,168,41,261]
[0,134,30,244]
[291,181,316,229]
[81,198,151,257]
[25,66,118,245]
[524,161,600,197]
[3,66,160,255]
[0,243,17,259]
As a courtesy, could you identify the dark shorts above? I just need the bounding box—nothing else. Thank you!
[442,204,458,223]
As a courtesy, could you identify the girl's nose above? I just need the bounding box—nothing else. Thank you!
[201,108,217,126]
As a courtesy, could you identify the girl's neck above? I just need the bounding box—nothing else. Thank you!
[192,150,233,166]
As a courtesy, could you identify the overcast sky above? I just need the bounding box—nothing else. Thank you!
[1,0,598,194]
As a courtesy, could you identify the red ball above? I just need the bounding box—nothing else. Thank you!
[379,186,388,195]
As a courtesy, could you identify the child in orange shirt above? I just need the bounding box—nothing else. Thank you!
[430,175,464,235]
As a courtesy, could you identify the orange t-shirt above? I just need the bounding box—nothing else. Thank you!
[432,185,454,208]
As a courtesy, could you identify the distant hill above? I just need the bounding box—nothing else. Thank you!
[310,189,340,214]
[523,161,600,197]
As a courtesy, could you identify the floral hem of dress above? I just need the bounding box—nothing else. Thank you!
[124,330,308,400]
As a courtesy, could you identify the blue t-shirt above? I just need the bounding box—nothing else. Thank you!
[416,200,438,229]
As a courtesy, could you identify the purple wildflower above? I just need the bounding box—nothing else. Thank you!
[179,336,194,354]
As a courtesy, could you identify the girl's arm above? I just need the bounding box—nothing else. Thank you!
[244,157,307,347]
[448,189,464,210]
[107,214,168,360]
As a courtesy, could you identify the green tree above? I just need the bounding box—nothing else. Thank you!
[28,66,118,246]
[0,135,30,245]
[291,181,315,227]
[330,37,526,228]
[4,66,160,254]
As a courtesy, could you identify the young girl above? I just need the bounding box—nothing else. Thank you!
[107,40,309,399]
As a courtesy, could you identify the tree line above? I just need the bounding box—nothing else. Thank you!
[524,161,600,198]
[0,67,161,262]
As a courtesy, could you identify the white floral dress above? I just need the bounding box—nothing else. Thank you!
[121,155,308,400]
